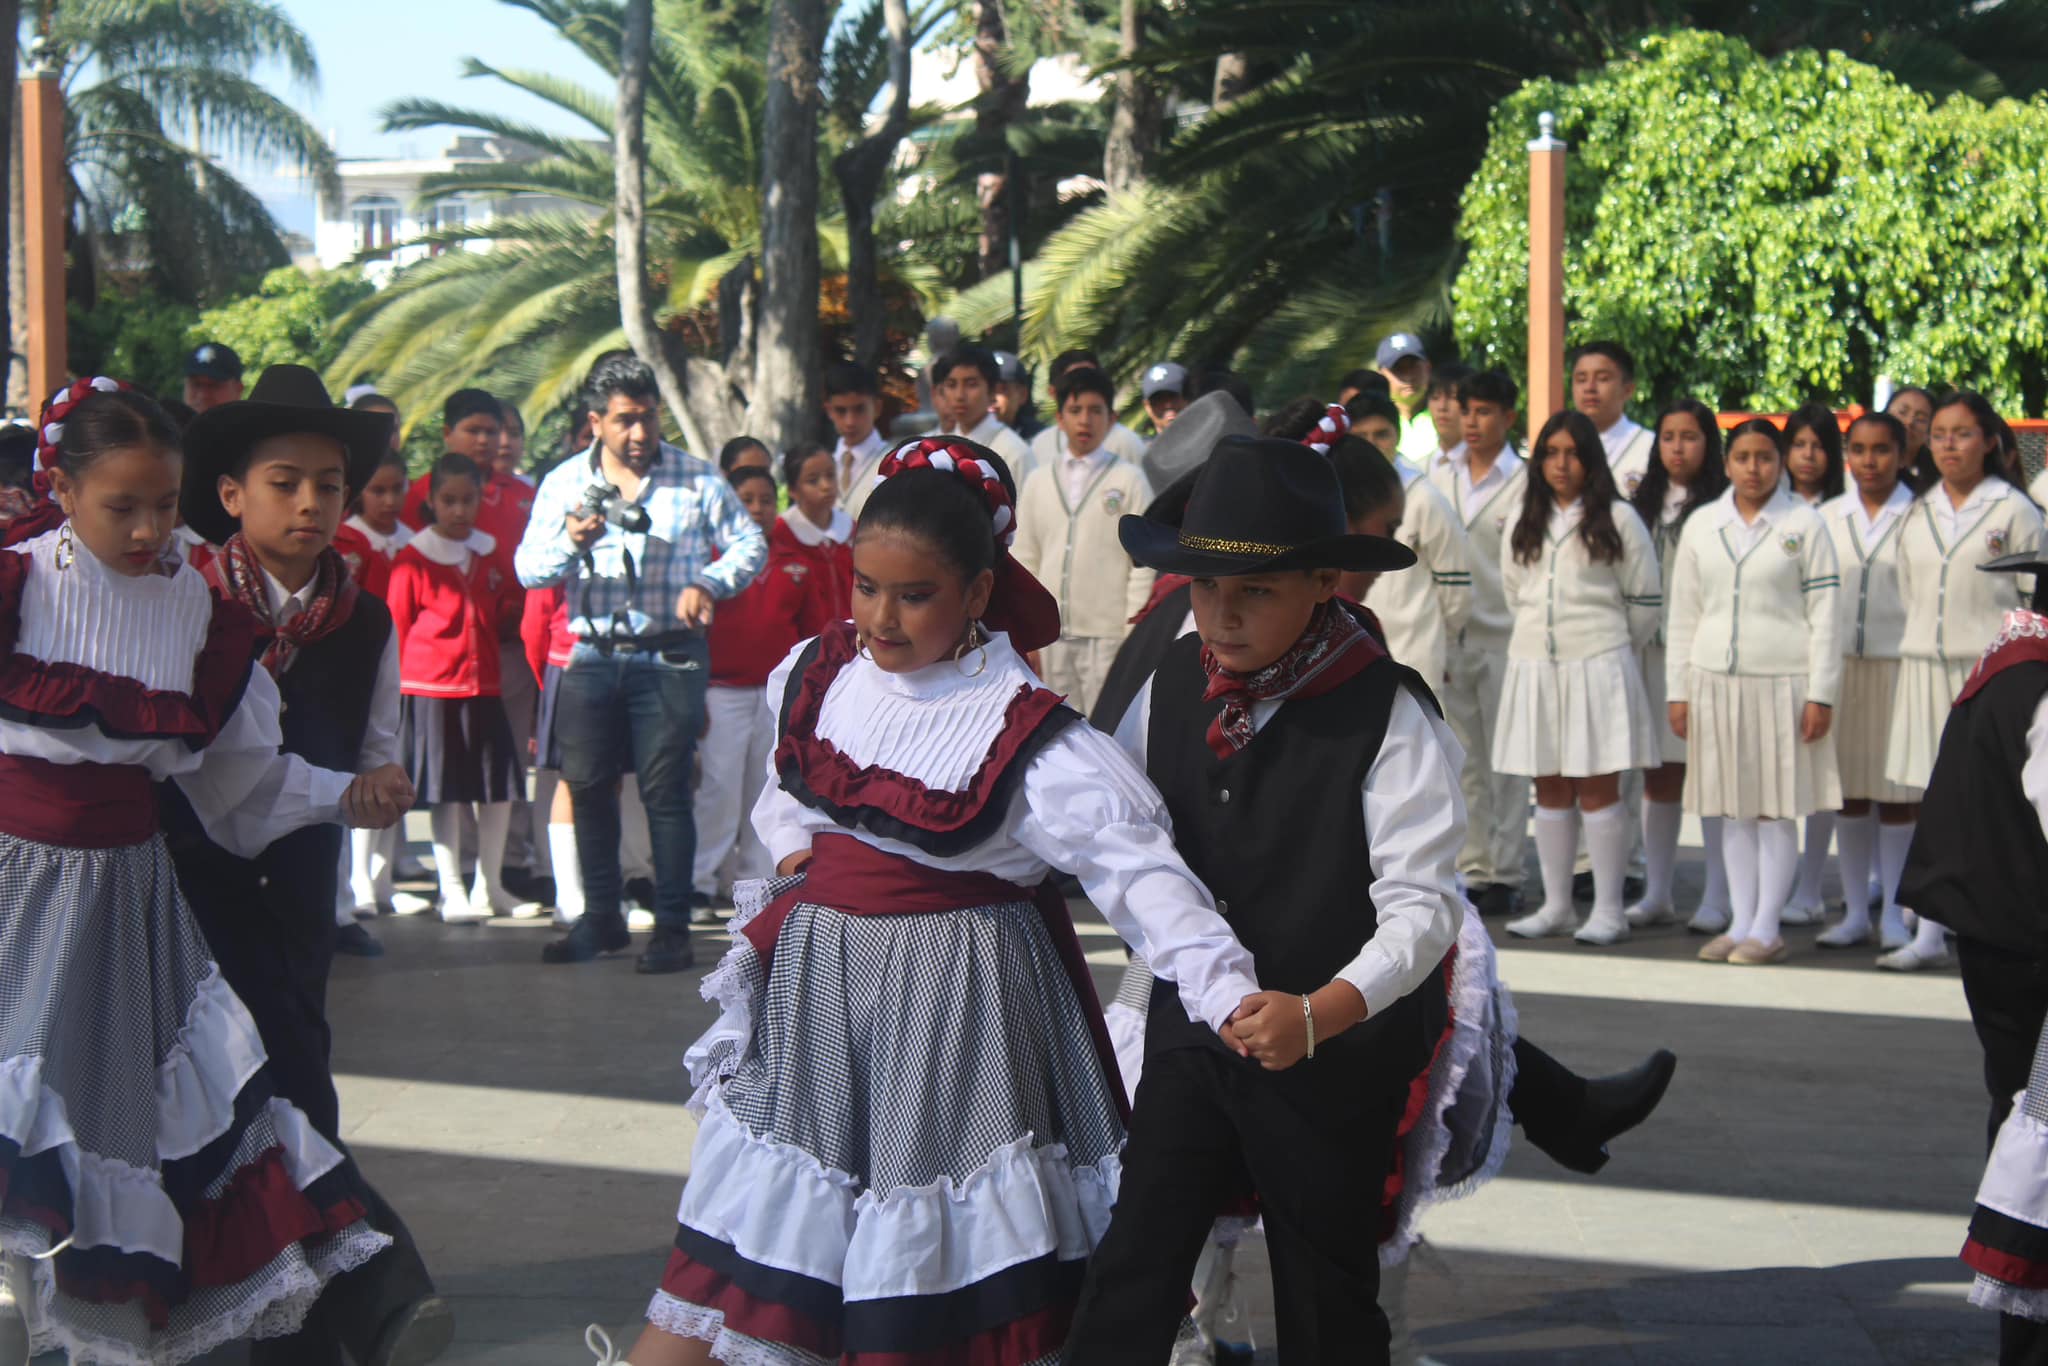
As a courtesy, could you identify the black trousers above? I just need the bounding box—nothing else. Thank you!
[1065,1045,1403,1365]
[1957,936,2048,1366]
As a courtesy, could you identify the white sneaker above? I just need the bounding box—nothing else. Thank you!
[1877,944,1952,972]
[390,890,435,917]
[585,1324,633,1364]
[1687,905,1732,936]
[471,880,545,920]
[1506,902,1577,939]
[1625,900,1678,928]
[352,901,381,921]
[1779,898,1825,927]
[626,907,657,933]
[438,888,491,924]
[1574,906,1630,946]
[1816,919,1874,949]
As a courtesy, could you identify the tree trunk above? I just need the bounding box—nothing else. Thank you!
[614,0,712,457]
[749,0,830,454]
[831,0,911,376]
[1103,0,1160,193]
[0,3,22,411]
[973,0,1028,282]
[1212,51,1248,107]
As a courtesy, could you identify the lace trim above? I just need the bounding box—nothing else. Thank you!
[1973,1273,2048,1322]
[646,1291,834,1366]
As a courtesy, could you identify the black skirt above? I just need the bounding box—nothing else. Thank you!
[401,694,523,805]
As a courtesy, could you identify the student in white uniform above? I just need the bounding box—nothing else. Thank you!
[1429,369,1530,918]
[1493,410,1661,946]
[927,344,1033,472]
[1816,412,1919,952]
[1349,392,1472,687]
[1781,403,1850,926]
[1666,418,1843,967]
[1884,390,2044,970]
[1024,348,1148,486]
[1570,342,1656,499]
[824,362,888,517]
[1625,400,1731,933]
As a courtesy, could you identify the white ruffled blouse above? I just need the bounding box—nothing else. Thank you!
[753,629,1261,1031]
[0,529,352,858]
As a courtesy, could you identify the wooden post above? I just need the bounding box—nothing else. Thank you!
[1527,111,1566,452]
[21,43,63,408]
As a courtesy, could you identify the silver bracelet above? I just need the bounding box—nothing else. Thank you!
[1302,994,1316,1060]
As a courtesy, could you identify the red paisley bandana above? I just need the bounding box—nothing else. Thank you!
[1198,599,1380,759]
[205,532,359,677]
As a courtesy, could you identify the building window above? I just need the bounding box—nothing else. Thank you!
[428,200,468,256]
[352,196,400,251]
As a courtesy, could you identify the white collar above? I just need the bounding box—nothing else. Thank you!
[1062,443,1112,469]
[1710,483,1799,528]
[1551,499,1586,535]
[258,564,319,621]
[941,412,1008,444]
[1932,477,2012,516]
[345,514,411,554]
[1827,483,1912,530]
[835,428,885,459]
[410,525,496,566]
[1452,444,1522,486]
[847,628,1030,700]
[1599,415,1644,453]
[780,504,853,546]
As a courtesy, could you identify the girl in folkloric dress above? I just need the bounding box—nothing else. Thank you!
[1492,411,1662,947]
[592,439,1261,1366]
[0,380,411,1364]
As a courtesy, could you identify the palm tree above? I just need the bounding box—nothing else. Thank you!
[27,0,337,307]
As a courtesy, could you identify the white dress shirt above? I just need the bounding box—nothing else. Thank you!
[835,429,888,514]
[1446,445,1525,523]
[2023,693,2048,847]
[1058,446,1117,507]
[1112,657,1466,1020]
[259,566,403,772]
[1601,416,1655,496]
[1026,421,1147,486]
[935,411,1033,476]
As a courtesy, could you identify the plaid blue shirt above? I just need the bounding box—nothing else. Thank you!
[514,440,768,639]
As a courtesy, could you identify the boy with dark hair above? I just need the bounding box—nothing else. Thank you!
[1422,360,1474,472]
[1336,366,1388,406]
[1012,366,1155,714]
[1029,350,1149,476]
[926,342,1031,469]
[1067,433,1463,1363]
[822,361,888,516]
[1428,368,1529,919]
[1571,340,1653,496]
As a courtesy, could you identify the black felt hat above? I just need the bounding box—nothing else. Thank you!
[181,364,395,546]
[1119,433,1415,576]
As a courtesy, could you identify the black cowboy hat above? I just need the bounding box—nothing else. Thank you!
[1982,549,2048,611]
[1119,433,1415,577]
[181,364,395,546]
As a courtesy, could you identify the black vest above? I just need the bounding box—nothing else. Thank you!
[1142,630,1448,1094]
[165,597,393,956]
[1899,660,2048,956]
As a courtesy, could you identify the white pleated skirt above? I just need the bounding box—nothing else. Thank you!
[1639,641,1686,767]
[1493,645,1660,778]
[1839,656,1919,803]
[1884,655,1973,794]
[1682,669,1841,821]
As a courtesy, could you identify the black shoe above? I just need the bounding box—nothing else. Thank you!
[502,866,555,905]
[364,1293,455,1366]
[626,876,658,911]
[1556,1049,1679,1175]
[541,911,630,964]
[335,922,385,958]
[690,889,713,909]
[1471,883,1520,918]
[635,930,696,975]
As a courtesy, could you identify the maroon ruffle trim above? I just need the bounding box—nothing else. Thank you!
[0,549,260,746]
[775,622,1067,837]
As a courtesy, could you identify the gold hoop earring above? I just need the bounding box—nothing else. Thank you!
[54,521,75,572]
[856,633,875,661]
[954,622,988,678]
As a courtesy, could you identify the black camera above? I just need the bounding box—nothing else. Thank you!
[577,481,652,535]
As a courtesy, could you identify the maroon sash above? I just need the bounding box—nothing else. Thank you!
[746,832,1130,1121]
[0,755,156,848]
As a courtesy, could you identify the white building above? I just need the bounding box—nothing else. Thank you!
[315,135,601,281]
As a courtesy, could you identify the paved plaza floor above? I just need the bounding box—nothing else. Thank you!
[170,819,1993,1364]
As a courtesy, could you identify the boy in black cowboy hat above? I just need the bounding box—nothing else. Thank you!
[165,364,452,1366]
[1900,551,2048,1365]
[1066,433,1467,1364]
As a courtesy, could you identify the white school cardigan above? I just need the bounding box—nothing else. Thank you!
[1365,467,1472,684]
[1895,478,2045,665]
[1664,487,1844,705]
[1427,450,1527,651]
[1821,485,1913,660]
[1500,501,1662,662]
[1011,455,1156,640]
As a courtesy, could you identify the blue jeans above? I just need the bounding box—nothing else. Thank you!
[556,639,709,934]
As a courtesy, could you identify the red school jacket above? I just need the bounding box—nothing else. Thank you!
[707,531,832,689]
[387,529,521,699]
[772,510,854,634]
[332,522,393,599]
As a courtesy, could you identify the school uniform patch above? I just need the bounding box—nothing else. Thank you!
[782,562,810,581]
[1624,471,1643,496]
[1989,528,2010,555]
[1780,532,1803,557]
[1102,488,1127,515]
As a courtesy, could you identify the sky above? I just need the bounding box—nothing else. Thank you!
[241,0,604,236]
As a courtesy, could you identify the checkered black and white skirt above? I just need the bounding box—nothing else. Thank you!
[651,876,1125,1365]
[0,830,388,1365]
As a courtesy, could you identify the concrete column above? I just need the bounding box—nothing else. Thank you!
[21,43,64,409]
[1527,111,1566,452]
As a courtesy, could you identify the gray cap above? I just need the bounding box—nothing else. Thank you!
[992,350,1030,386]
[1374,332,1427,369]
[1141,361,1189,400]
[1140,389,1258,501]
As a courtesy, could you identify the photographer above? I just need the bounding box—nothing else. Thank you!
[514,354,768,973]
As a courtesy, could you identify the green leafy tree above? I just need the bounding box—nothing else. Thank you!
[67,288,198,397]
[189,267,374,375]
[1453,30,2048,413]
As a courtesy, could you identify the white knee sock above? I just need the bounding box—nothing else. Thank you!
[429,805,468,906]
[548,822,584,922]
[1793,812,1833,908]
[1531,805,1580,912]
[1641,799,1683,910]
[349,827,380,910]
[1833,812,1877,936]
[1701,815,1731,914]
[474,801,515,908]
[1752,818,1799,944]
[1879,820,1917,945]
[1584,803,1630,914]
[1908,911,1948,957]
[1722,818,1760,941]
